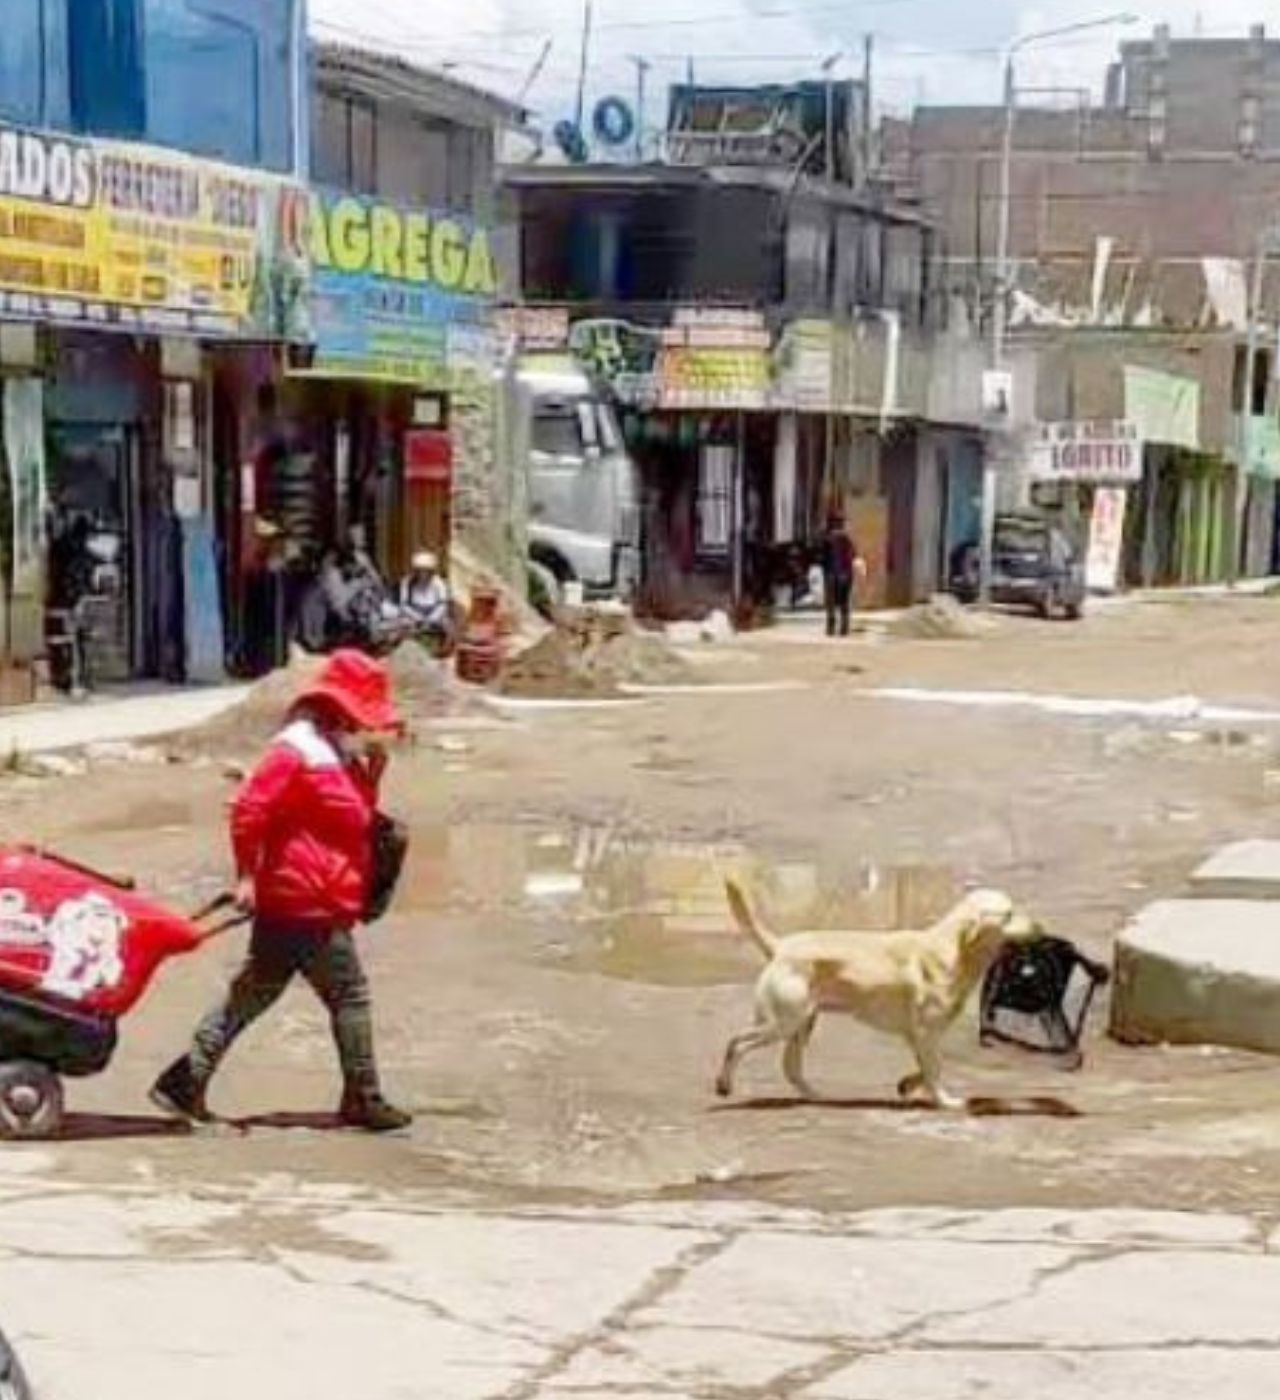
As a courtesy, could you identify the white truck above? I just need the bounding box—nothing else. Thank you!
[514,354,641,611]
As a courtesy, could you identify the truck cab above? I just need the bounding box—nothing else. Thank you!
[518,356,640,607]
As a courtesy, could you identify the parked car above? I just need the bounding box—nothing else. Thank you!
[950,513,1086,620]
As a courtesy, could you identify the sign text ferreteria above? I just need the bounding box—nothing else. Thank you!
[1030,420,1144,484]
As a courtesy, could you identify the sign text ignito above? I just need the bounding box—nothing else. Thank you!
[1030,420,1144,484]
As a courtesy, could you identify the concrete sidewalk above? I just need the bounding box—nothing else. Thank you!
[1,1173,1276,1400]
[0,685,247,755]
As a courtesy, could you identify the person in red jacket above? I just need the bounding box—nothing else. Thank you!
[150,650,411,1133]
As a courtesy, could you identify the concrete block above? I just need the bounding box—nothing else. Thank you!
[1191,840,1280,899]
[1112,900,1280,1053]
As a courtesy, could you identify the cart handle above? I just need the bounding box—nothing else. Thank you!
[189,892,252,942]
[22,846,137,891]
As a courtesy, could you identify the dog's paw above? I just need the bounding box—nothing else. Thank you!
[931,1089,967,1112]
[897,1074,924,1101]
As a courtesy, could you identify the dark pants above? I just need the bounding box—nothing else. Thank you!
[826,577,853,637]
[189,923,380,1099]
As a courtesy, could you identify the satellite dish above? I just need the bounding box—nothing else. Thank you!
[593,96,635,148]
[553,119,589,164]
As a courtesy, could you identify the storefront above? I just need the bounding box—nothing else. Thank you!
[286,190,500,591]
[0,116,309,689]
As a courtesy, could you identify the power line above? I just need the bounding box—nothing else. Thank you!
[312,0,929,52]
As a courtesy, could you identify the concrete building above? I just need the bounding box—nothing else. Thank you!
[886,26,1280,587]
[505,80,988,618]
[277,45,524,614]
[0,0,311,689]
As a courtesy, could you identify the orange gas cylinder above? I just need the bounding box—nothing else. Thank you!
[454,586,503,685]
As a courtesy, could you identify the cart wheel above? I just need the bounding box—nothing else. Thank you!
[0,1062,64,1140]
[0,1324,33,1400]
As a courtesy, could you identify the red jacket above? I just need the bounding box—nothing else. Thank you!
[231,720,378,930]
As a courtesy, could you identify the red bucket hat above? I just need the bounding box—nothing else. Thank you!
[294,650,402,734]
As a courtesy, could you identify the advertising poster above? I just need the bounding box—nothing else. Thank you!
[0,120,310,340]
[306,191,499,387]
[1086,487,1129,593]
[1030,421,1143,484]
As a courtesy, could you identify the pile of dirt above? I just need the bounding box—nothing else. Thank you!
[386,643,492,723]
[499,610,695,700]
[176,645,488,758]
[890,595,996,641]
[173,650,326,757]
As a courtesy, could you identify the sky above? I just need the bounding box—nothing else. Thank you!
[309,0,1274,131]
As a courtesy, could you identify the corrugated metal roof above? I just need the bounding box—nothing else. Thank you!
[313,42,527,128]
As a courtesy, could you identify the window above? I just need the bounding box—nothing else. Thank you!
[784,208,831,313]
[69,0,146,137]
[859,220,884,305]
[447,127,476,215]
[532,403,584,458]
[696,445,734,554]
[312,88,352,187]
[883,224,925,324]
[66,0,298,171]
[1233,345,1272,416]
[0,0,50,126]
[349,98,377,195]
[144,0,260,164]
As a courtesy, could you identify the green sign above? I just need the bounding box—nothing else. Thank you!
[1124,366,1200,450]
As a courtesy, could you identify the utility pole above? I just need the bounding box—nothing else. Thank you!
[821,52,841,183]
[1235,228,1276,584]
[574,0,594,133]
[860,34,874,185]
[982,12,1138,607]
[629,55,651,162]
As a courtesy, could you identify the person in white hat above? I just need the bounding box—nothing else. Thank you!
[399,550,453,649]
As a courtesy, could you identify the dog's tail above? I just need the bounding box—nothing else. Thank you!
[724,878,779,960]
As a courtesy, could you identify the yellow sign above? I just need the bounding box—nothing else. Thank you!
[310,195,498,297]
[305,191,499,386]
[659,346,771,410]
[0,121,309,339]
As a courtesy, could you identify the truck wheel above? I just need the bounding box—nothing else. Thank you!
[0,1062,64,1140]
[527,560,563,620]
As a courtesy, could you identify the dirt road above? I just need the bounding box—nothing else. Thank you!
[7,594,1280,1218]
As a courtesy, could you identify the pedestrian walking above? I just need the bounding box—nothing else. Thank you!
[150,649,411,1132]
[820,513,864,637]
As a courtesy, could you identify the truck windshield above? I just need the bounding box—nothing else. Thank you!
[532,404,585,457]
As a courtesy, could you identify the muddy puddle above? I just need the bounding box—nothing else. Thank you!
[398,824,961,987]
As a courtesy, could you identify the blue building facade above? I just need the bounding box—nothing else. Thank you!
[0,1,311,689]
[0,0,306,174]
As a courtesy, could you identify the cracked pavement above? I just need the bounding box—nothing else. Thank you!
[2,1167,1279,1399]
[11,599,1280,1395]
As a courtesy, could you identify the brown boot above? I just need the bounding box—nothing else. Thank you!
[339,1089,412,1133]
[150,1058,212,1124]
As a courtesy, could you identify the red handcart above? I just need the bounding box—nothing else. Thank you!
[0,848,242,1138]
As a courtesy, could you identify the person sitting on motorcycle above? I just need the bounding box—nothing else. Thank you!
[320,527,396,646]
[399,551,454,649]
